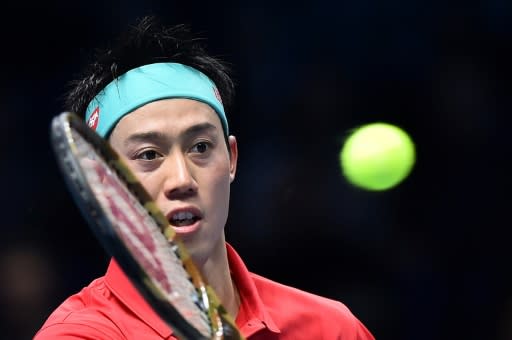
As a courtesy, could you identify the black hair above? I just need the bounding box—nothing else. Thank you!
[64,15,235,119]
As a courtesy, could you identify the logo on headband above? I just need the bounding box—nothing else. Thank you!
[212,86,223,106]
[87,107,100,131]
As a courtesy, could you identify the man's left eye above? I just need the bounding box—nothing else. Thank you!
[191,142,210,153]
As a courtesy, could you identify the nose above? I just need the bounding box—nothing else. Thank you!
[162,152,198,199]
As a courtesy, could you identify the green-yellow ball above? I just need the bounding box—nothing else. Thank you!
[339,122,416,191]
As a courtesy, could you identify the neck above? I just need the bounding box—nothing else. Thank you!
[199,238,240,319]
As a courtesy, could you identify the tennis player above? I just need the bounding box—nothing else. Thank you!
[34,15,375,340]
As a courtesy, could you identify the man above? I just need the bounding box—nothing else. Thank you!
[35,15,375,339]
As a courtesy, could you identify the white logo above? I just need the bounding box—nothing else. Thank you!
[87,107,100,130]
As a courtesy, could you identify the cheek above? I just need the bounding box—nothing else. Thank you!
[138,176,161,200]
[205,166,232,197]
[201,162,232,209]
[117,155,160,199]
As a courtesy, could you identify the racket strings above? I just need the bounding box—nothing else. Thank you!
[71,129,212,337]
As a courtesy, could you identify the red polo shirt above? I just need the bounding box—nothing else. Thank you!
[35,244,375,339]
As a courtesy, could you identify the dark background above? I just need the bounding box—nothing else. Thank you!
[1,1,511,339]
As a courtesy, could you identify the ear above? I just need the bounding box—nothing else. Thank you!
[228,135,238,183]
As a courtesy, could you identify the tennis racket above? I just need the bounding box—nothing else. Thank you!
[50,112,243,340]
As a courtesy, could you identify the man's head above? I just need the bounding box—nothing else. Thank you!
[83,62,229,138]
[65,16,238,266]
[65,15,235,141]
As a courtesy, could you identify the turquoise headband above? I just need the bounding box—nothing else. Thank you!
[85,62,228,138]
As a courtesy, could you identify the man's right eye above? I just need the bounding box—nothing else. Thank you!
[136,150,161,161]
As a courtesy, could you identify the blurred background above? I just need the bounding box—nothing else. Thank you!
[1,1,511,339]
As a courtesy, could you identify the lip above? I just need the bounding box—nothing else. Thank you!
[165,206,203,236]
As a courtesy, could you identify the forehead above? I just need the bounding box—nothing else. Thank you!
[113,98,223,136]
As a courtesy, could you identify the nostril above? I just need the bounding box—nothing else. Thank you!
[164,182,198,200]
[161,158,198,198]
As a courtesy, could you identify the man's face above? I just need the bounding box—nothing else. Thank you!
[109,99,238,266]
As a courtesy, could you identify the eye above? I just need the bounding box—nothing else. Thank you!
[136,150,162,161]
[190,142,210,154]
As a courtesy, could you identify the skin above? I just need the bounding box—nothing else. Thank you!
[108,98,240,317]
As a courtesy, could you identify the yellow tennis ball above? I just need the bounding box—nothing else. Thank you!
[340,122,416,191]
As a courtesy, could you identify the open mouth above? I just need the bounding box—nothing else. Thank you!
[169,211,200,227]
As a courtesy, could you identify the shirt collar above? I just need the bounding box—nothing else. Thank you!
[104,243,280,337]
[226,243,280,334]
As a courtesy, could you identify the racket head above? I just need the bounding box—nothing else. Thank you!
[50,112,242,340]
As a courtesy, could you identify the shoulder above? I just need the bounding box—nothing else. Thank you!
[34,277,125,339]
[250,273,375,339]
[35,319,124,339]
[251,272,349,315]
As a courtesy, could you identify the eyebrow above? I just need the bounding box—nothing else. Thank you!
[123,122,218,147]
